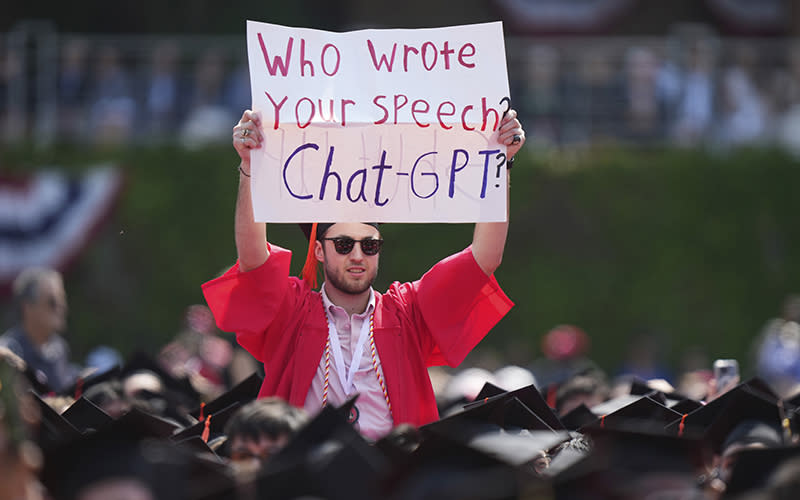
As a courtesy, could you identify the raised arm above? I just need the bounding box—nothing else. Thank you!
[233,110,269,272]
[471,108,525,275]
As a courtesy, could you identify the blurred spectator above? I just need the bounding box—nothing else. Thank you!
[86,44,136,145]
[754,294,800,398]
[138,40,186,141]
[616,331,673,384]
[621,46,667,143]
[0,267,79,394]
[672,37,717,146]
[771,41,800,156]
[516,44,563,146]
[84,345,123,374]
[180,49,235,148]
[158,304,258,400]
[493,364,537,392]
[567,47,621,144]
[714,44,768,147]
[56,38,90,142]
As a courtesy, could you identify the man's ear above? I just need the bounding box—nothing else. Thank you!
[314,240,324,262]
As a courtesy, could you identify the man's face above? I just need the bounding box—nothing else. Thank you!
[315,223,381,295]
[24,275,68,336]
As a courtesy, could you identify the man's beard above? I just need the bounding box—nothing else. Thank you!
[323,262,378,295]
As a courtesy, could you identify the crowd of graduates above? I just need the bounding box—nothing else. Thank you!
[4,325,800,499]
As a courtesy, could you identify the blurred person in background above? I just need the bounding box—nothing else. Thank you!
[753,294,800,398]
[515,44,563,147]
[621,45,668,144]
[0,348,44,500]
[672,37,717,147]
[56,38,90,142]
[714,43,768,148]
[0,267,79,394]
[138,40,186,142]
[86,44,136,145]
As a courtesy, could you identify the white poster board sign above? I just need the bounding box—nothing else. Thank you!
[246,20,510,223]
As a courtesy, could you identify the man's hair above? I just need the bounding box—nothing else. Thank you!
[12,267,61,317]
[224,397,308,441]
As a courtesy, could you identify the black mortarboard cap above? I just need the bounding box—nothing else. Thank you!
[61,396,113,433]
[62,365,122,399]
[122,351,200,404]
[665,383,785,453]
[583,396,684,434]
[473,381,507,401]
[723,445,800,497]
[559,403,597,431]
[554,427,713,500]
[190,372,263,419]
[31,391,81,450]
[424,394,556,434]
[462,384,564,431]
[172,401,242,443]
[255,403,388,500]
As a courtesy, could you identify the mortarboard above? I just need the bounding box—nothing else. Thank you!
[60,396,113,433]
[723,445,800,497]
[665,383,786,453]
[583,395,684,434]
[668,398,704,415]
[558,403,598,431]
[255,403,389,500]
[463,384,565,431]
[473,381,507,401]
[190,371,263,420]
[62,364,121,399]
[121,351,200,404]
[172,401,242,444]
[381,429,547,500]
[553,426,713,500]
[424,393,557,434]
[31,391,81,451]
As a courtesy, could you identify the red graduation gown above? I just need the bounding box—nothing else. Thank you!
[201,244,513,428]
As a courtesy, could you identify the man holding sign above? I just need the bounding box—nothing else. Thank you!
[202,21,524,440]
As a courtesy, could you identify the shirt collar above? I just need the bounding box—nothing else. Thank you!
[320,282,375,318]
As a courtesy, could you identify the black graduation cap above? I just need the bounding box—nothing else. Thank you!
[122,351,200,405]
[558,403,598,431]
[31,391,81,450]
[723,445,800,497]
[473,381,507,401]
[255,403,389,500]
[381,429,534,500]
[62,364,122,399]
[583,396,684,434]
[553,427,713,500]
[665,383,786,453]
[424,394,557,434]
[189,371,263,419]
[172,401,242,443]
[60,396,113,433]
[462,384,564,431]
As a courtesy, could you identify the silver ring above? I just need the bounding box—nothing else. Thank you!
[511,134,521,145]
[240,137,246,144]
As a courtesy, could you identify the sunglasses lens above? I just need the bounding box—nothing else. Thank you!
[360,239,382,255]
[333,238,355,254]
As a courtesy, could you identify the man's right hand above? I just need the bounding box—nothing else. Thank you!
[233,110,263,172]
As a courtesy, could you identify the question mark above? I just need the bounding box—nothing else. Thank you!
[495,153,506,188]
[499,96,511,118]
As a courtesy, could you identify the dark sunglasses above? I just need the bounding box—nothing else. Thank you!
[322,237,384,256]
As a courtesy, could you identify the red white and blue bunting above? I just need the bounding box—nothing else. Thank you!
[0,166,124,292]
